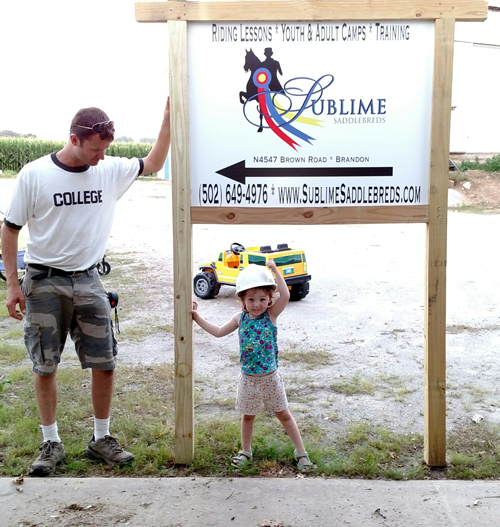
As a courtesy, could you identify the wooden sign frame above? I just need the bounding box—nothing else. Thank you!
[136,0,488,466]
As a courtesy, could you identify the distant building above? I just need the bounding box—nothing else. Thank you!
[451,3,500,154]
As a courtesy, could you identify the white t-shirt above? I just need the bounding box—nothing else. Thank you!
[4,152,143,271]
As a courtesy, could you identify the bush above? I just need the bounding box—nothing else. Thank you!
[484,155,500,172]
[459,154,500,172]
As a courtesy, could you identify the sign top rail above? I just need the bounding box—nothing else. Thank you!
[136,1,488,23]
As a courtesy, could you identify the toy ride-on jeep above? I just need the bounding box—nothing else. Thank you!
[193,242,311,301]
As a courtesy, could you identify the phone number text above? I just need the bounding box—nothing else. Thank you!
[198,183,269,205]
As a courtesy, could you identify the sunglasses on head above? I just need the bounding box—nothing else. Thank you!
[74,120,114,134]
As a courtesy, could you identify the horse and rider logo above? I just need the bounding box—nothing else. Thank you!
[239,48,333,151]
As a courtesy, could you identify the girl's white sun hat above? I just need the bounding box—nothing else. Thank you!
[236,264,277,294]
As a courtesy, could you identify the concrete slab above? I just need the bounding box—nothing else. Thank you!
[2,477,500,526]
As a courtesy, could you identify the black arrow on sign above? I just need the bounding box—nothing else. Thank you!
[216,160,393,184]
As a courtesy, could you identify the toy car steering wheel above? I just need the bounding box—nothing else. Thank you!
[230,242,246,255]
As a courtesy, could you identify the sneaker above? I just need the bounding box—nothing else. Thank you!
[85,435,134,466]
[29,441,66,477]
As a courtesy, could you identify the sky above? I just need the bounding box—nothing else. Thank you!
[0,0,169,142]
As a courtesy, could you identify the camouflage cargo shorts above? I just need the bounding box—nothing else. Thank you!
[22,266,117,375]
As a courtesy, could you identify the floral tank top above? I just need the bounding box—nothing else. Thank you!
[238,310,278,375]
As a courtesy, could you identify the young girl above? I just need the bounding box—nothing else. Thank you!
[191,259,313,471]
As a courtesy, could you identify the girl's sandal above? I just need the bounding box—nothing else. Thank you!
[294,449,314,472]
[231,450,253,468]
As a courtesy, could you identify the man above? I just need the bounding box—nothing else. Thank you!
[262,47,283,94]
[1,100,170,476]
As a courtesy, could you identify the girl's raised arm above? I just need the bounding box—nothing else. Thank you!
[191,301,240,337]
[266,259,290,318]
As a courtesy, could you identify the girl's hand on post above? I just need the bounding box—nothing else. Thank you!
[164,96,170,123]
[190,301,199,319]
[266,259,278,273]
[266,258,290,318]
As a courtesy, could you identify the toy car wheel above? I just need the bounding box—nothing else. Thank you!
[97,261,111,275]
[193,271,218,299]
[290,282,309,301]
[230,242,246,255]
[0,268,25,284]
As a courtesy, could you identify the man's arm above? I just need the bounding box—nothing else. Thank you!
[0,223,25,320]
[141,98,171,176]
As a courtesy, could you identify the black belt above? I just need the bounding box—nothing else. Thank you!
[29,263,96,279]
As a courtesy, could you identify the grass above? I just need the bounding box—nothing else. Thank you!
[281,348,332,367]
[0,286,27,366]
[119,322,173,342]
[0,340,26,366]
[2,328,24,339]
[378,373,416,403]
[2,352,500,479]
[0,170,17,178]
[2,247,500,480]
[446,422,500,479]
[449,204,498,214]
[330,373,377,396]
[328,372,415,402]
[0,287,9,318]
[447,323,500,334]
[463,384,490,404]
[285,376,326,399]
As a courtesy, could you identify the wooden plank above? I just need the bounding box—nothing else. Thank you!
[170,20,195,464]
[136,0,487,23]
[424,17,454,467]
[191,205,429,224]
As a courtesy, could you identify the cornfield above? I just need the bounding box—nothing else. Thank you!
[0,138,153,173]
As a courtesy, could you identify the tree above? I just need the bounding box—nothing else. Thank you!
[0,130,38,138]
[0,130,20,137]
[139,138,155,144]
[115,136,134,143]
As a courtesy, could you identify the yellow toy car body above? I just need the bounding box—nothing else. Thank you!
[193,242,311,301]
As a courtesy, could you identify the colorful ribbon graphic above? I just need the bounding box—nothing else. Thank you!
[253,67,317,151]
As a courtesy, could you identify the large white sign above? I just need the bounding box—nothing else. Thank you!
[188,21,434,207]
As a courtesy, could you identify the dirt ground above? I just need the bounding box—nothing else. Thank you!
[1,170,500,439]
[450,169,500,210]
[105,171,500,438]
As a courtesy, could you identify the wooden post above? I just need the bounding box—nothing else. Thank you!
[136,1,487,23]
[169,19,194,463]
[424,17,455,466]
[191,205,429,225]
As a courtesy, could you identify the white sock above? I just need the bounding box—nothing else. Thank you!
[41,422,62,443]
[94,417,110,440]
